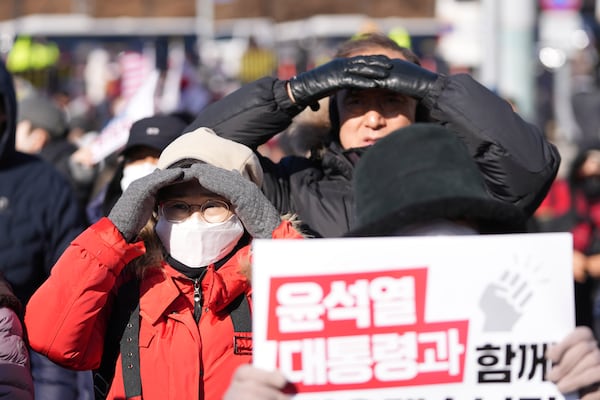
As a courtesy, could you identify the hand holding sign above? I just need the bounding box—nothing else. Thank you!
[224,364,292,400]
[546,326,600,398]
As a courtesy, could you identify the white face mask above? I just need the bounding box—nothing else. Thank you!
[155,215,245,268]
[120,161,158,192]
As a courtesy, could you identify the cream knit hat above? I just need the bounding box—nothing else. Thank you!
[157,127,263,187]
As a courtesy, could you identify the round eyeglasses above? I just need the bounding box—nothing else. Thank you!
[159,199,232,223]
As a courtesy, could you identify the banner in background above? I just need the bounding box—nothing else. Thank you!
[88,69,159,164]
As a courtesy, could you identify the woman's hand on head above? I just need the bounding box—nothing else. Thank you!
[183,163,281,238]
[108,167,185,242]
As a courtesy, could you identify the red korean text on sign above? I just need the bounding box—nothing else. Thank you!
[267,268,469,393]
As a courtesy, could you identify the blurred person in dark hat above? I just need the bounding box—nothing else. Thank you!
[346,123,527,237]
[186,32,559,239]
[352,125,600,400]
[223,124,600,400]
[15,93,97,208]
[85,113,190,223]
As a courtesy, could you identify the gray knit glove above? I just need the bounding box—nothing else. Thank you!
[184,163,280,238]
[108,168,185,242]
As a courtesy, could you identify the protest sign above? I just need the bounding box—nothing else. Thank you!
[88,69,158,164]
[252,233,575,400]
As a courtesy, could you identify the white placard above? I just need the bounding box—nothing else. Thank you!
[251,233,575,400]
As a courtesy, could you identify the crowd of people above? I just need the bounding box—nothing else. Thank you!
[0,30,598,399]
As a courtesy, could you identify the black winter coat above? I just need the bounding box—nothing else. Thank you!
[0,60,85,303]
[187,75,560,238]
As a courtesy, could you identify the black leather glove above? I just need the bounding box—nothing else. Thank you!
[376,57,439,100]
[108,168,185,242]
[184,163,281,239]
[289,55,392,110]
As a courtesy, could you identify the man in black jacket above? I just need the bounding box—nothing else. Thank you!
[0,59,90,399]
[186,33,560,238]
[223,124,597,400]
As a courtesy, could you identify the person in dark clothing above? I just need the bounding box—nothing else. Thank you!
[0,271,33,399]
[85,113,189,223]
[535,141,600,339]
[0,60,89,399]
[223,124,599,400]
[186,33,560,238]
[15,94,97,208]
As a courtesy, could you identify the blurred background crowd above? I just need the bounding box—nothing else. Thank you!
[4,0,600,369]
[1,0,594,158]
[2,0,598,162]
[4,0,600,398]
[8,0,600,323]
[6,1,600,314]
